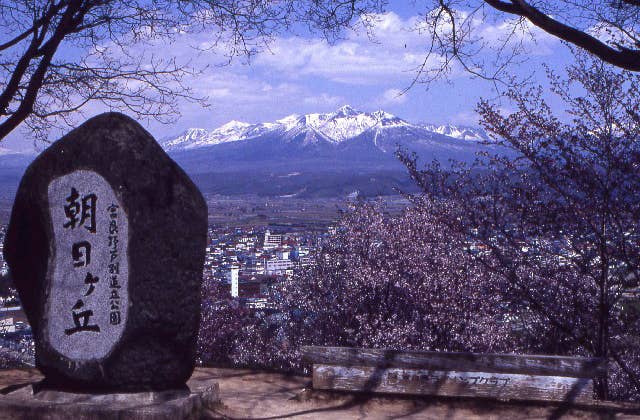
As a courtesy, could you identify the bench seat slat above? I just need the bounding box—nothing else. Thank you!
[313,364,595,403]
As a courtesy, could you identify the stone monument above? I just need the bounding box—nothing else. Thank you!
[3,112,207,393]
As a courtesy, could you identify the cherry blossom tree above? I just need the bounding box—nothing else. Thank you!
[197,280,250,367]
[400,52,640,400]
[198,275,295,371]
[198,201,521,372]
[276,200,520,369]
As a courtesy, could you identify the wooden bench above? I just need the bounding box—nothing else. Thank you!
[301,346,606,403]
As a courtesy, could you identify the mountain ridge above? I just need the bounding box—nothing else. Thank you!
[160,105,490,152]
[0,106,498,199]
[159,105,500,197]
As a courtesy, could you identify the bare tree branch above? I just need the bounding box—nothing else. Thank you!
[0,0,385,142]
[414,1,640,87]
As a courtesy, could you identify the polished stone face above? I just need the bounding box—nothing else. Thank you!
[46,170,128,360]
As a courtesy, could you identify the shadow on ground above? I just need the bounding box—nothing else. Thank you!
[189,368,640,420]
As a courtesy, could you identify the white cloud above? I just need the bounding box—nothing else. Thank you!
[252,11,560,86]
[477,16,558,56]
[376,88,407,106]
[447,105,513,126]
[303,93,345,107]
[254,13,435,85]
[448,110,480,126]
[254,37,422,85]
[93,9,560,103]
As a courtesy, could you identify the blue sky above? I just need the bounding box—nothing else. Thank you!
[4,3,575,152]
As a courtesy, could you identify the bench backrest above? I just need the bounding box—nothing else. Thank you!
[301,346,606,403]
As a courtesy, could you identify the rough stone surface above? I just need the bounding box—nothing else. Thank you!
[3,112,207,391]
[0,382,219,420]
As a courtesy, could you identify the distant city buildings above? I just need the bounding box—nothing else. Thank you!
[3,218,635,363]
[203,225,328,309]
[0,222,332,362]
[0,226,34,364]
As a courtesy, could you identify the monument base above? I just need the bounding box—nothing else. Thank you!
[0,382,220,419]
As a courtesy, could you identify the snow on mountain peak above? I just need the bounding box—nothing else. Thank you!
[303,105,408,142]
[162,127,208,149]
[370,110,408,128]
[314,107,380,142]
[334,105,359,117]
[217,120,251,131]
[421,123,489,141]
[161,106,489,150]
[182,128,207,140]
[274,106,386,142]
[275,114,300,131]
[194,120,252,147]
[302,112,332,128]
[371,110,394,119]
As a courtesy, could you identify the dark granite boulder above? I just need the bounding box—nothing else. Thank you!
[3,113,207,391]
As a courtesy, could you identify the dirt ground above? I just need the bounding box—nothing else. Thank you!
[1,367,639,419]
[188,368,640,420]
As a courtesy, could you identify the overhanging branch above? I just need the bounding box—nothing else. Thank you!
[485,0,640,71]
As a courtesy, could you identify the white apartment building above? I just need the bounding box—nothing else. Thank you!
[224,264,240,297]
[265,258,293,275]
[263,230,282,250]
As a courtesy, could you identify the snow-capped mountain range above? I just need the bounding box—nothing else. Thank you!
[161,105,489,151]
[0,106,496,199]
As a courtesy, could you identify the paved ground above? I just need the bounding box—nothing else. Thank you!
[1,367,640,419]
